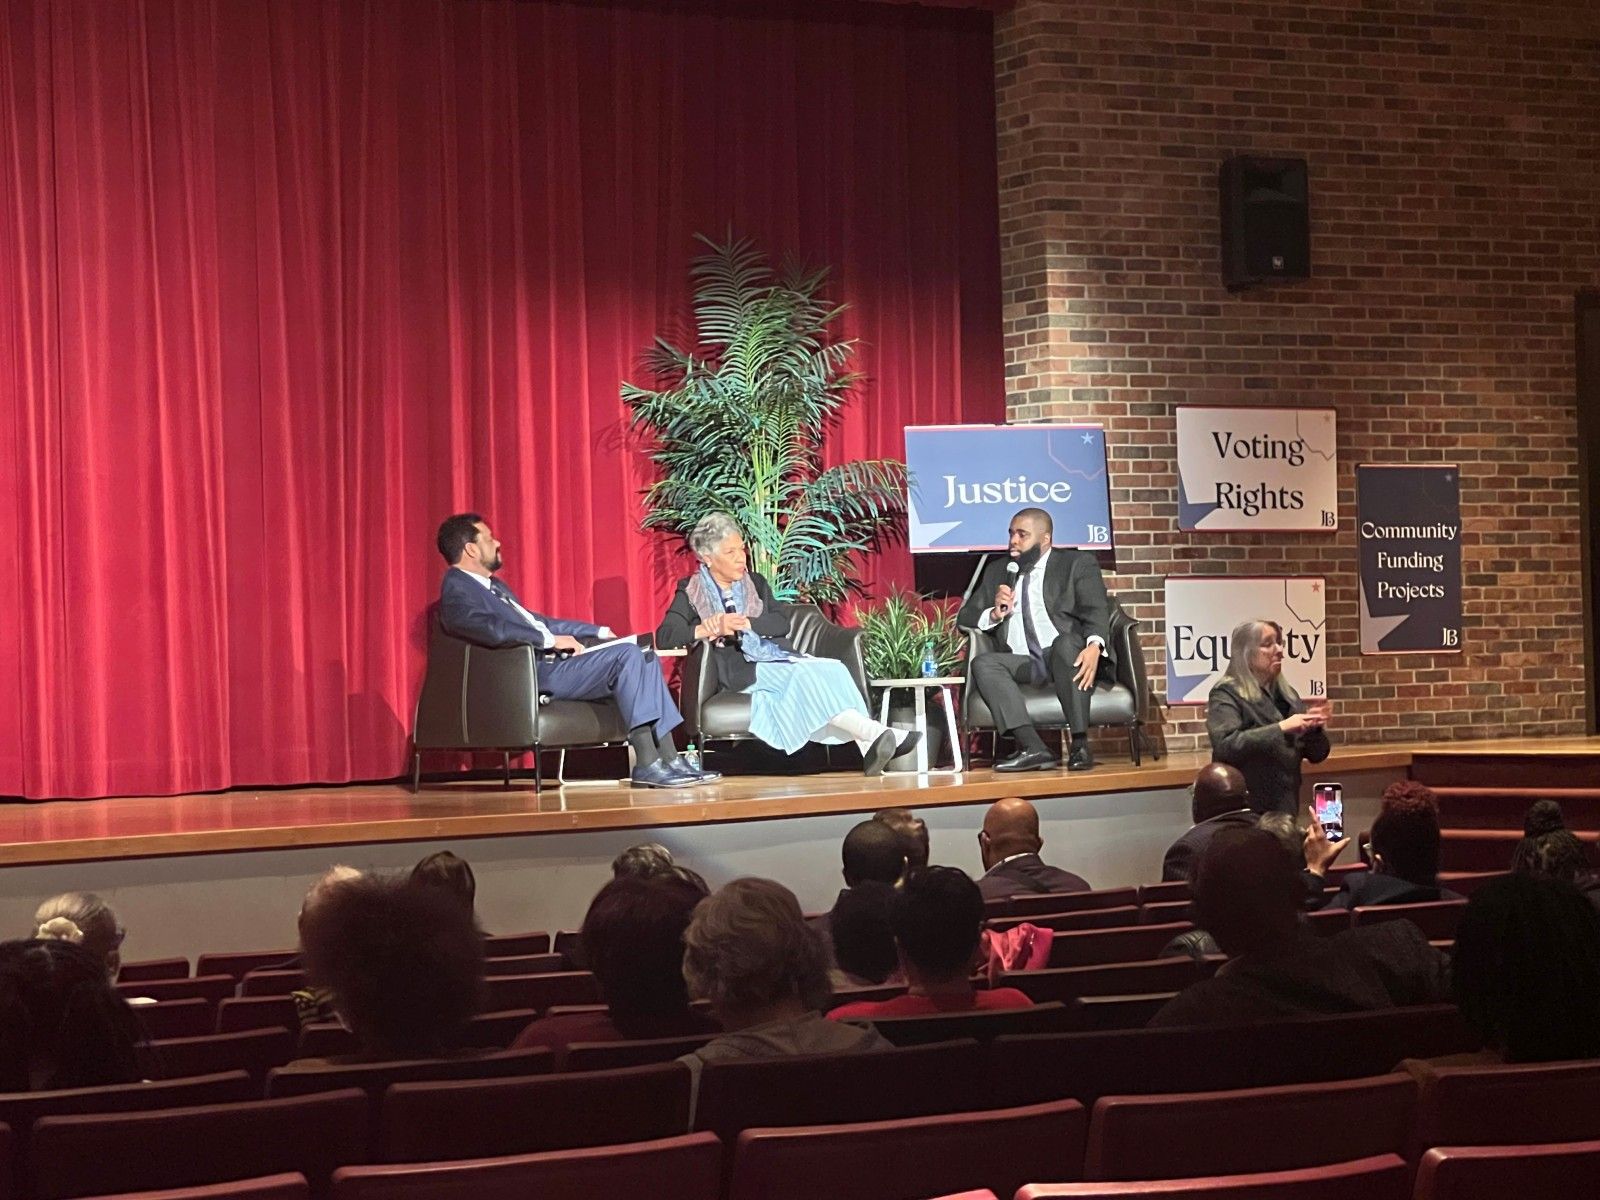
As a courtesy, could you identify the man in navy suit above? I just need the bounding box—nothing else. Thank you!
[435,513,714,789]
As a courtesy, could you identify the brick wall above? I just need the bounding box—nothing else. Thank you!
[994,0,1600,750]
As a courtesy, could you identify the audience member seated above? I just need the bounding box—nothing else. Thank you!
[411,850,478,923]
[1403,873,1600,1075]
[1512,800,1600,911]
[0,939,142,1090]
[1160,764,1257,882]
[678,879,887,1081]
[874,807,931,871]
[513,873,717,1054]
[612,842,676,878]
[1317,781,1461,910]
[32,892,126,979]
[828,867,1032,1020]
[976,797,1090,901]
[291,864,362,1027]
[282,873,484,1068]
[1151,827,1449,1027]
[816,820,910,952]
[827,881,902,988]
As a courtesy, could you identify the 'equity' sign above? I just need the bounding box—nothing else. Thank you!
[1165,576,1328,704]
[1176,406,1338,532]
[904,424,1114,551]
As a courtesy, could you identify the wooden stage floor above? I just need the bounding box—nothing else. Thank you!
[1,736,1596,867]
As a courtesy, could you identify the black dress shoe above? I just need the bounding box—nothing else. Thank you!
[665,754,722,783]
[863,730,900,776]
[630,759,701,789]
[1067,743,1096,772]
[995,748,1058,772]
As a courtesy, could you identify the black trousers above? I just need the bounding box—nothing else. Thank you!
[970,630,1105,737]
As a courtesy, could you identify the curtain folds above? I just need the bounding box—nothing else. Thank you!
[0,0,1002,799]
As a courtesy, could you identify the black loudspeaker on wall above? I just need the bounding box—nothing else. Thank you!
[1218,155,1310,291]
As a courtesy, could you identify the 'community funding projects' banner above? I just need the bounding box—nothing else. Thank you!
[904,424,1113,552]
[1176,406,1338,531]
[1357,465,1463,654]
[1165,577,1327,704]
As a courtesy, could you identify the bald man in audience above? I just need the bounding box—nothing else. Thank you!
[976,797,1090,901]
[1161,763,1257,882]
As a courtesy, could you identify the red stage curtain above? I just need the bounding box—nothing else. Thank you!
[0,0,1002,799]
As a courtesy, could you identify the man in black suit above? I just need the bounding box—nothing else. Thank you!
[976,797,1090,901]
[434,513,714,789]
[957,507,1113,772]
[1161,763,1257,882]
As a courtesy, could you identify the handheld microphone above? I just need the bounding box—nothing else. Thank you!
[998,559,1020,616]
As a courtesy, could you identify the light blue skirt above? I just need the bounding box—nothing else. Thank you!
[747,658,868,754]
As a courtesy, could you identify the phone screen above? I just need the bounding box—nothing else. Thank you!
[1313,783,1344,841]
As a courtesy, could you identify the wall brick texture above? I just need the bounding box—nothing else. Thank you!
[994,0,1600,751]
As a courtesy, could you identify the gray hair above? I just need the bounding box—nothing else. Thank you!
[33,892,124,977]
[682,878,830,1012]
[688,512,743,560]
[1219,619,1301,707]
[611,843,675,879]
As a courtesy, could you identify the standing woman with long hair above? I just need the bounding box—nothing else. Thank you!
[1206,619,1331,816]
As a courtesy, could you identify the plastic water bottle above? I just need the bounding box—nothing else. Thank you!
[683,741,701,773]
[919,642,939,679]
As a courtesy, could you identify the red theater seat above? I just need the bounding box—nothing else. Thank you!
[1414,1140,1600,1200]
[481,972,601,1013]
[988,1006,1478,1108]
[1006,888,1140,918]
[196,952,297,984]
[1137,882,1190,905]
[132,999,217,1041]
[119,977,237,1006]
[69,1174,310,1200]
[482,931,551,957]
[1015,1154,1409,1199]
[728,1100,1087,1200]
[118,959,192,984]
[266,1048,556,1101]
[217,996,300,1036]
[329,1133,721,1200]
[377,1063,691,1162]
[1084,1075,1416,1180]
[1409,1059,1600,1154]
[240,971,306,998]
[142,1028,296,1088]
[482,953,566,976]
[28,1090,367,1200]
[693,1040,987,1142]
[1350,900,1467,941]
[989,907,1142,934]
[852,1002,1080,1046]
[1001,958,1198,1004]
[558,1034,716,1072]
[1046,924,1194,969]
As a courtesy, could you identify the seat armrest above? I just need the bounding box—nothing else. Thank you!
[1108,601,1147,719]
[679,638,719,738]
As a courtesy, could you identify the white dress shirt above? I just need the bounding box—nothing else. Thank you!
[976,547,1105,657]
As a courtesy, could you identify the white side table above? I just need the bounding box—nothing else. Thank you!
[871,676,966,775]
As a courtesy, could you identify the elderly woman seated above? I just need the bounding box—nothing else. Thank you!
[679,878,887,1080]
[32,893,126,980]
[656,512,919,774]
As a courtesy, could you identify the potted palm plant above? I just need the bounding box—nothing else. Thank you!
[622,233,907,604]
[852,591,966,771]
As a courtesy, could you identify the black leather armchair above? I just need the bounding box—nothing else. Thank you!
[678,604,869,742]
[961,597,1150,764]
[410,621,629,791]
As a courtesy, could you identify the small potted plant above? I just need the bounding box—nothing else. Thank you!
[852,591,966,770]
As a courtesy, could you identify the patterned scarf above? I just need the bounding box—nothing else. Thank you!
[684,566,791,663]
